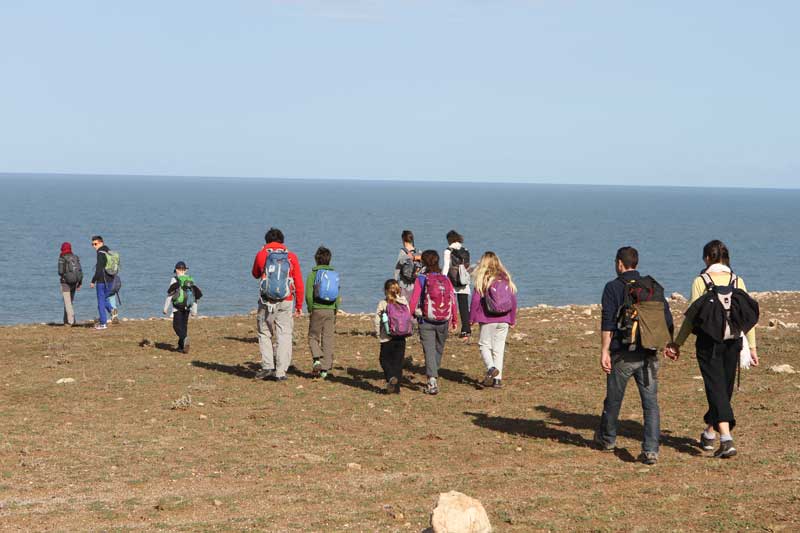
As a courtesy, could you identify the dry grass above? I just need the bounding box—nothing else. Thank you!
[1,294,799,531]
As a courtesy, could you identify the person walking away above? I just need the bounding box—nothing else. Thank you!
[666,240,759,459]
[305,246,341,379]
[394,230,421,302]
[374,279,413,393]
[595,246,674,465]
[58,242,83,325]
[443,230,472,340]
[251,228,304,382]
[89,235,119,330]
[408,250,458,395]
[163,261,203,353]
[469,251,518,389]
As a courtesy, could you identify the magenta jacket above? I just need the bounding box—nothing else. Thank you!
[470,285,518,326]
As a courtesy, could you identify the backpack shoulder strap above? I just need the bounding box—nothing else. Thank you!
[728,272,738,287]
[700,272,715,290]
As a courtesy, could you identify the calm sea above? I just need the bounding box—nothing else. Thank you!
[1,175,798,325]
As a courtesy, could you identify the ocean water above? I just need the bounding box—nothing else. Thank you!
[0,175,798,325]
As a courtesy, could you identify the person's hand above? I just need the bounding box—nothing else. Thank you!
[601,351,612,374]
[450,322,457,332]
[664,342,680,360]
[163,310,168,316]
[90,283,95,289]
[76,285,81,291]
[750,347,759,366]
[294,309,302,318]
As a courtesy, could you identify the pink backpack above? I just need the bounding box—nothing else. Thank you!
[422,273,454,322]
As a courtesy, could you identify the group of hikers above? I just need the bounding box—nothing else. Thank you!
[58,230,759,465]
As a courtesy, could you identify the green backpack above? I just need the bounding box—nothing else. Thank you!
[172,275,196,309]
[102,250,121,276]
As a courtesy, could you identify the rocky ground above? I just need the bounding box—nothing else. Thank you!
[1,292,799,531]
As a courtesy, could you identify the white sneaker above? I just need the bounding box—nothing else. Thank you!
[94,324,108,330]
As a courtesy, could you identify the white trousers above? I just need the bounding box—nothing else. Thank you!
[478,322,510,379]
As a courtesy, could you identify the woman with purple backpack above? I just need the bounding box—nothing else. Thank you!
[470,252,518,389]
[374,279,413,394]
[408,250,459,395]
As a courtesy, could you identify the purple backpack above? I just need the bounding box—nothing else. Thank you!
[422,273,454,322]
[386,302,413,337]
[484,278,514,316]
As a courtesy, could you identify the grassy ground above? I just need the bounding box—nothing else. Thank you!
[1,293,799,532]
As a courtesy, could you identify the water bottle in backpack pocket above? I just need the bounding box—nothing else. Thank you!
[313,270,340,304]
[259,250,292,303]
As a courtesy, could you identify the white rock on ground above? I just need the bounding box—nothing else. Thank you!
[55,378,76,384]
[670,292,687,302]
[769,364,796,374]
[431,491,492,533]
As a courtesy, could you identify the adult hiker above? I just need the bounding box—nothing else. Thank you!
[57,242,83,325]
[443,230,472,339]
[251,227,304,382]
[394,230,421,301]
[595,246,674,465]
[89,235,119,330]
[408,250,458,395]
[666,240,759,459]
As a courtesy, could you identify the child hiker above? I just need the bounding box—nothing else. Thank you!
[470,251,518,388]
[374,279,413,394]
[305,246,341,378]
[163,261,202,353]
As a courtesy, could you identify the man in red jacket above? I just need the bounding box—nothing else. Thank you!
[252,227,304,381]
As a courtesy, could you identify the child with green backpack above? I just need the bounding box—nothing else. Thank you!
[163,261,203,353]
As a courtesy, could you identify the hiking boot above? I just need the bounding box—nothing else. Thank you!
[312,359,322,377]
[713,440,737,459]
[492,378,503,389]
[254,368,275,380]
[483,367,500,387]
[640,452,658,465]
[94,323,108,330]
[593,430,615,452]
[388,376,400,394]
[275,375,288,382]
[425,377,439,395]
[700,432,716,451]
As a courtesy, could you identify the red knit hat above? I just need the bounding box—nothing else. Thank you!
[60,242,73,255]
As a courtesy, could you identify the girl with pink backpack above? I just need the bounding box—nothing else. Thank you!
[470,252,518,389]
[374,279,413,394]
[408,250,459,395]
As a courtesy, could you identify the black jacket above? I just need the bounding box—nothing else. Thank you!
[92,245,114,284]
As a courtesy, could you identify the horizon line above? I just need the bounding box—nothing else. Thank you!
[1,171,798,191]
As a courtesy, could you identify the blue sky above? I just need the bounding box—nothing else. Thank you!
[0,1,797,187]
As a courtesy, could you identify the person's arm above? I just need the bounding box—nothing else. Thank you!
[443,249,451,274]
[600,331,613,373]
[673,277,705,347]
[374,300,386,336]
[193,285,203,300]
[290,253,304,314]
[447,278,458,329]
[92,251,106,285]
[305,271,314,312]
[600,282,617,373]
[58,256,65,277]
[663,299,675,338]
[408,278,423,313]
[469,289,480,324]
[509,292,518,327]
[251,249,265,279]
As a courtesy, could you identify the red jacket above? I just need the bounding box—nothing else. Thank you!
[252,242,304,311]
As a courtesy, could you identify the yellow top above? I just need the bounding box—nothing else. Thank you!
[674,271,757,348]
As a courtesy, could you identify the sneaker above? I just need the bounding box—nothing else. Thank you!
[459,332,471,341]
[492,378,503,389]
[593,430,615,452]
[319,370,328,379]
[182,338,190,354]
[700,432,716,451]
[111,309,119,324]
[388,376,399,394]
[275,375,288,382]
[483,367,500,387]
[254,368,275,380]
[425,377,439,395]
[713,440,737,459]
[312,359,322,377]
[640,452,658,465]
[94,323,108,330]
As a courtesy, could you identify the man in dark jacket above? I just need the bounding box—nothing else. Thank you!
[89,235,115,330]
[595,246,675,465]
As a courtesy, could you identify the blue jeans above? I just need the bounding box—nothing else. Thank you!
[598,352,660,453]
[95,282,115,325]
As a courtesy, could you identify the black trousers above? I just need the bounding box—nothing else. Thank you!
[457,292,471,335]
[696,334,741,431]
[173,309,190,347]
[379,337,406,382]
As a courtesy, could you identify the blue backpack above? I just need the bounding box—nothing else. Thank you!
[259,249,292,303]
[313,269,340,304]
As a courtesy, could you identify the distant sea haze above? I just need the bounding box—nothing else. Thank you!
[1,175,798,325]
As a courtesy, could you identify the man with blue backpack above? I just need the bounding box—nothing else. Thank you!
[251,228,304,381]
[305,246,341,378]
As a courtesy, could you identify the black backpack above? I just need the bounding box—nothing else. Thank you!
[61,254,83,285]
[397,249,419,285]
[447,247,471,288]
[616,275,668,350]
[687,272,759,343]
